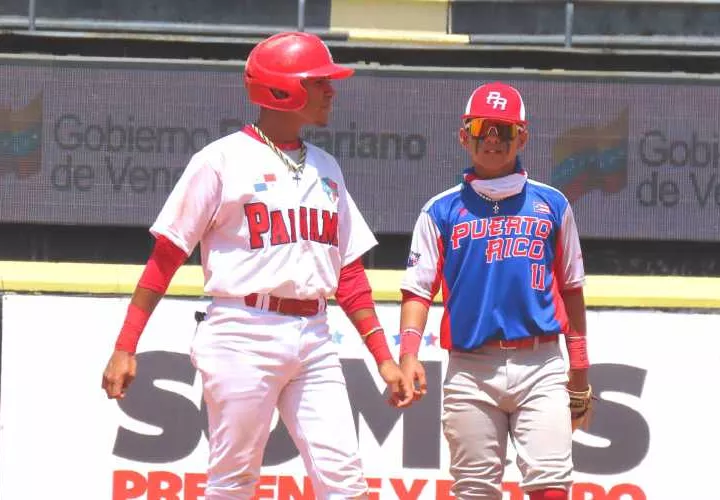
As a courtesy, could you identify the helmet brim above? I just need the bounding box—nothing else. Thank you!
[300,63,354,80]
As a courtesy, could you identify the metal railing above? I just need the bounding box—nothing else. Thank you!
[5,0,311,36]
[2,0,719,50]
[450,0,720,49]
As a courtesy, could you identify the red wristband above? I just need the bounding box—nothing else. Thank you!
[400,328,423,357]
[365,333,393,365]
[356,315,393,365]
[114,303,151,353]
[566,334,590,370]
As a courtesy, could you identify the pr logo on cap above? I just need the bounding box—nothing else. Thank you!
[485,91,508,110]
[462,82,527,125]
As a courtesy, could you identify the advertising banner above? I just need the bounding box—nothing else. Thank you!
[2,56,720,240]
[1,294,716,499]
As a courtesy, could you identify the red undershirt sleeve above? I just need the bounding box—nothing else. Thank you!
[335,258,374,315]
[401,289,432,308]
[137,235,189,294]
[114,235,188,353]
[335,258,393,364]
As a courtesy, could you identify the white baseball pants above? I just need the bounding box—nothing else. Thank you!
[441,340,573,499]
[189,299,369,500]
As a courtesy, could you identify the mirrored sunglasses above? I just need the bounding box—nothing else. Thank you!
[465,118,521,141]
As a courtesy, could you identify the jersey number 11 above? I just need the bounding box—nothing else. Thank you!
[531,263,546,291]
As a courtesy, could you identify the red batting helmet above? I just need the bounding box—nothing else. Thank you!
[462,82,527,126]
[244,31,354,112]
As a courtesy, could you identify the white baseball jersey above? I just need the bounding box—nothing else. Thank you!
[150,130,378,300]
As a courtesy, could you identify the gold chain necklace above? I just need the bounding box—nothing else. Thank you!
[251,124,307,185]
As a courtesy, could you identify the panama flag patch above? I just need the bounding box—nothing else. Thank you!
[254,173,277,192]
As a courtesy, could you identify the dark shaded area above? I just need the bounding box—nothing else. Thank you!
[0,223,717,277]
[6,32,720,75]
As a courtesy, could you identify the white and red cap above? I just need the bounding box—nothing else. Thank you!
[462,82,527,126]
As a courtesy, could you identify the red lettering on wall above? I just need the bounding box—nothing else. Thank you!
[112,472,646,500]
[390,478,427,499]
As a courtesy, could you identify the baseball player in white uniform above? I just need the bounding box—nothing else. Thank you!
[101,31,413,500]
[396,82,595,499]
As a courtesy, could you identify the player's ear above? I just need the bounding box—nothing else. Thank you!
[516,127,528,151]
[458,126,470,147]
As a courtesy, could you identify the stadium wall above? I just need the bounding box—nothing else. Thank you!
[0,264,718,499]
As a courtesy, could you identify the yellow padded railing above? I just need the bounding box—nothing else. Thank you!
[330,0,454,37]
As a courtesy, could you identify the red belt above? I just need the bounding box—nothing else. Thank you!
[484,334,559,350]
[244,293,325,317]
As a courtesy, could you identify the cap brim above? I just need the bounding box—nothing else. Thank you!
[301,63,354,80]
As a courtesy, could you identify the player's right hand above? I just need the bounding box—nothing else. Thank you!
[399,354,427,402]
[101,350,137,400]
[378,360,414,408]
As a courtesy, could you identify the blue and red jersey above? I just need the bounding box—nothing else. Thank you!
[401,168,585,351]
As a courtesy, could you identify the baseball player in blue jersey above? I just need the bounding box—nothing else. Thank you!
[397,82,594,499]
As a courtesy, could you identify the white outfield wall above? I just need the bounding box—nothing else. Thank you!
[1,293,719,500]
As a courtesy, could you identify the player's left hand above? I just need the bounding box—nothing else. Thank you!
[378,360,414,408]
[567,368,595,432]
